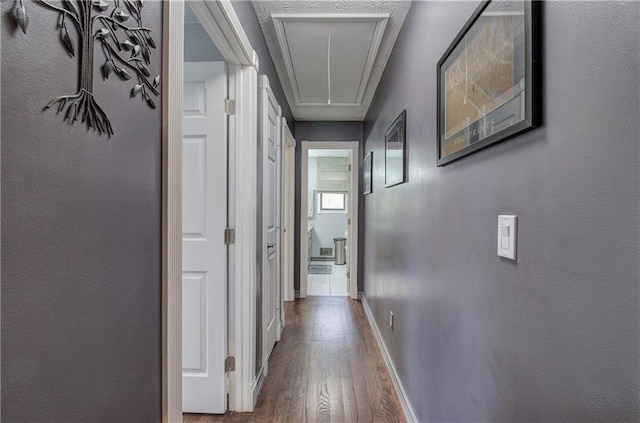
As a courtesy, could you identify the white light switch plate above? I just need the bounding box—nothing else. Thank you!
[497,215,517,260]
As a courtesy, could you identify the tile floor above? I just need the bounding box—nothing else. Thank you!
[307,261,348,296]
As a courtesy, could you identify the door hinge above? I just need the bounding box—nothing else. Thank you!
[347,218,351,225]
[348,164,352,171]
[224,228,235,245]
[225,356,235,373]
[347,271,350,279]
[224,99,236,116]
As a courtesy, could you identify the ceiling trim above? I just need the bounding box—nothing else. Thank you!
[272,13,389,107]
[252,1,411,121]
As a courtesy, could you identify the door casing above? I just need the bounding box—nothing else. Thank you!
[162,1,260,420]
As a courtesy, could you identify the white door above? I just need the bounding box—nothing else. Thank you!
[259,77,281,369]
[275,117,283,341]
[182,62,228,414]
[282,121,296,303]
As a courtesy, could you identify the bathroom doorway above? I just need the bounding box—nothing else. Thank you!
[299,142,359,299]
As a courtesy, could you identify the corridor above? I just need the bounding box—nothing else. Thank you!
[185,298,403,422]
[2,0,639,421]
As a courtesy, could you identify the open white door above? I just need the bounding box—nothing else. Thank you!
[182,62,228,414]
[275,116,283,342]
[282,119,296,303]
[259,76,282,370]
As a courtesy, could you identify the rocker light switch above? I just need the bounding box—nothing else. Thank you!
[500,225,510,249]
[497,215,517,260]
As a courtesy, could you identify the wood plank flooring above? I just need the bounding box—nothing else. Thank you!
[184,297,404,423]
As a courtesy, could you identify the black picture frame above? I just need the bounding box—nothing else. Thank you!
[385,110,407,187]
[363,151,373,195]
[436,0,541,166]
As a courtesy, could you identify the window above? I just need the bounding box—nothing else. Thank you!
[320,192,346,211]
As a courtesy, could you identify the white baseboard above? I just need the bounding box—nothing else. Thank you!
[360,294,418,423]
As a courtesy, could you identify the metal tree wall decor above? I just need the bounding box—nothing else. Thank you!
[10,0,159,136]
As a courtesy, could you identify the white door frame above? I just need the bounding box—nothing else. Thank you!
[162,1,259,420]
[281,118,296,303]
[300,141,360,300]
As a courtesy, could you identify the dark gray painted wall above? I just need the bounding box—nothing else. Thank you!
[294,121,364,291]
[231,0,293,130]
[185,24,225,62]
[2,2,163,422]
[363,1,639,422]
[185,3,225,62]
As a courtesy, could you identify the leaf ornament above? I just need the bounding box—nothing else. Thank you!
[131,84,142,98]
[101,62,112,80]
[115,10,130,21]
[60,25,75,57]
[92,0,109,12]
[12,0,28,34]
[95,28,110,38]
[115,67,132,80]
[138,63,151,77]
[120,40,135,50]
[145,33,156,49]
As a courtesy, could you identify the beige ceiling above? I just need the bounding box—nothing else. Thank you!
[252,1,411,121]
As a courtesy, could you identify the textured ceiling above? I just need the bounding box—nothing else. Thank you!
[252,1,411,121]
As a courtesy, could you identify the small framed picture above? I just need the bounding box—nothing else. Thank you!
[437,0,541,166]
[363,151,373,195]
[385,110,406,188]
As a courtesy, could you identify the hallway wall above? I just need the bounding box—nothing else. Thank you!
[185,5,225,62]
[294,122,364,292]
[1,2,163,422]
[363,1,639,422]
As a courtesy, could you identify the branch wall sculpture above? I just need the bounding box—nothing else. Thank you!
[9,0,160,136]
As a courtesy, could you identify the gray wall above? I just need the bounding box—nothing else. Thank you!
[185,3,225,62]
[185,24,225,62]
[294,121,363,290]
[363,1,639,422]
[2,2,163,422]
[311,210,348,259]
[231,0,293,130]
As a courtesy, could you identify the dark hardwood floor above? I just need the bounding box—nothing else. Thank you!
[184,297,404,423]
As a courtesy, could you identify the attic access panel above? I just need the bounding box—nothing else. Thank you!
[272,14,388,106]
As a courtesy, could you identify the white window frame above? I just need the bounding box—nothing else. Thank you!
[317,191,348,213]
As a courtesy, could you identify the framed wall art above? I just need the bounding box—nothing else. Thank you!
[363,152,373,195]
[437,0,541,166]
[385,110,406,187]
